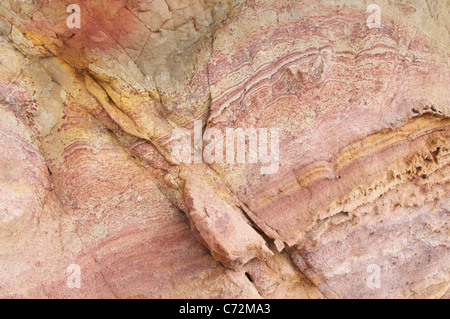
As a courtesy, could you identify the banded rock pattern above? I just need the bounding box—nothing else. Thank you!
[0,0,448,298]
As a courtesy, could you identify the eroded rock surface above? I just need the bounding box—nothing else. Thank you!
[0,0,448,298]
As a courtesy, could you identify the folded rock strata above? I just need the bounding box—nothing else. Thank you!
[0,0,448,298]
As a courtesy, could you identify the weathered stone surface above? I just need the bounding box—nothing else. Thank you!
[0,0,448,298]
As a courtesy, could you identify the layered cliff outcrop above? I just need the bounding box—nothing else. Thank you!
[0,0,448,298]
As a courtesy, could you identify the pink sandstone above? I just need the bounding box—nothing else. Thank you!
[0,0,448,298]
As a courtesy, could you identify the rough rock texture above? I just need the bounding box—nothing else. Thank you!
[0,0,448,298]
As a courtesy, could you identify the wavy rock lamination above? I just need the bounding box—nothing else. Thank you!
[0,0,448,298]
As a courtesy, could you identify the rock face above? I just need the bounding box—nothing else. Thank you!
[0,0,448,299]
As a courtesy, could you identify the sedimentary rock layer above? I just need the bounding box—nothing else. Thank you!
[0,0,448,298]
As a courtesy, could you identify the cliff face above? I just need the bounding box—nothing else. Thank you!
[0,0,448,298]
